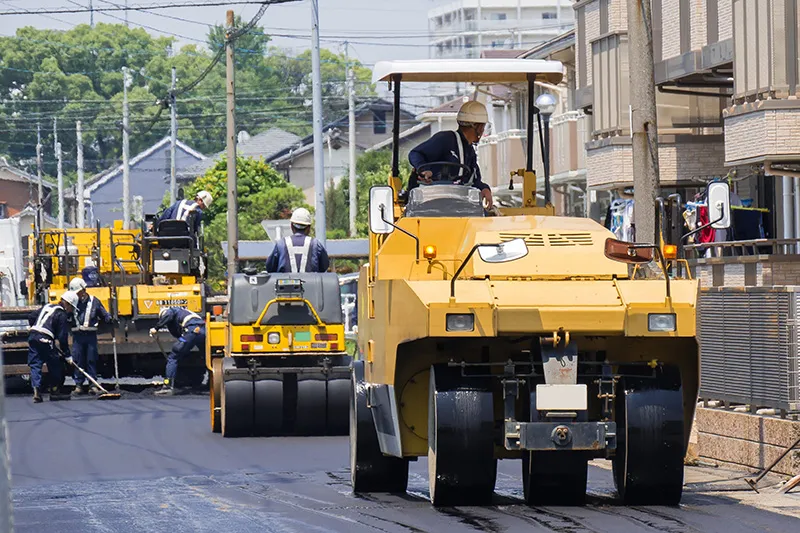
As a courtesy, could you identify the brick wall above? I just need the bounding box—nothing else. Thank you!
[586,136,726,188]
[585,0,601,88]
[718,0,733,40]
[694,261,800,288]
[724,106,800,164]
[662,0,682,58]
[608,0,627,32]
[691,0,708,50]
[0,179,40,217]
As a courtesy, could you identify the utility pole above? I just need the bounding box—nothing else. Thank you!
[626,0,660,243]
[57,141,64,229]
[346,43,357,237]
[36,123,43,206]
[169,66,177,204]
[124,0,128,27]
[122,66,131,230]
[225,10,239,290]
[53,117,57,152]
[0,347,13,533]
[76,121,85,228]
[89,0,94,27]
[311,0,326,246]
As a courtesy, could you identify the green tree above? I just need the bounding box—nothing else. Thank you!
[207,14,270,70]
[186,156,308,287]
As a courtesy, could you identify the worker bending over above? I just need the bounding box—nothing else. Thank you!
[149,307,206,396]
[265,207,330,273]
[408,100,493,209]
[68,277,113,396]
[159,190,213,234]
[27,291,78,403]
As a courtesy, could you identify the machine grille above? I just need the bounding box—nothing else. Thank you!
[498,232,593,247]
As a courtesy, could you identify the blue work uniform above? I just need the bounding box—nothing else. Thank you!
[71,295,112,387]
[81,265,102,287]
[265,233,330,273]
[408,130,490,192]
[159,199,203,233]
[27,303,71,389]
[154,307,206,382]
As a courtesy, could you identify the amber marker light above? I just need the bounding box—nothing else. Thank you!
[663,244,678,260]
[423,245,437,260]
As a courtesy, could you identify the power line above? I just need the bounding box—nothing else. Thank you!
[0,1,295,16]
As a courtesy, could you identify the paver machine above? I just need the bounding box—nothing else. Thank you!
[350,59,725,507]
[2,214,209,384]
[206,272,350,437]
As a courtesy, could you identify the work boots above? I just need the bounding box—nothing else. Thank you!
[154,379,174,397]
[72,385,88,397]
[49,386,72,401]
[33,387,42,403]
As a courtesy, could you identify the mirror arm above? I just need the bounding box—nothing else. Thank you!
[680,212,724,244]
[450,244,481,299]
[652,245,672,300]
[379,205,419,262]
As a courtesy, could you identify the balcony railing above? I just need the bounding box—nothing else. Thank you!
[550,111,589,178]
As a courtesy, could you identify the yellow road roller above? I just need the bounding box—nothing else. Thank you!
[350,59,726,507]
[207,272,351,437]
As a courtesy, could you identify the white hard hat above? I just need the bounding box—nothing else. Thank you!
[61,290,79,308]
[196,190,213,207]
[456,101,488,125]
[68,277,87,292]
[159,307,170,318]
[290,207,312,227]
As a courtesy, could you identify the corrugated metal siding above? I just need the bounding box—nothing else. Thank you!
[699,289,798,409]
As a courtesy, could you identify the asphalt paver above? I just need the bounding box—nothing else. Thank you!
[5,392,800,532]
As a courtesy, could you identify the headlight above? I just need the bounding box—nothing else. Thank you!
[446,313,474,332]
[648,313,676,332]
[267,332,280,344]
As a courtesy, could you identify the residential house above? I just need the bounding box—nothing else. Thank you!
[268,99,421,204]
[0,158,54,219]
[176,127,302,184]
[78,137,205,227]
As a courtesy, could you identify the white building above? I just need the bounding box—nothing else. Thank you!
[428,0,574,60]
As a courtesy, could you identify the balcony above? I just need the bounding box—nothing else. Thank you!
[550,111,589,182]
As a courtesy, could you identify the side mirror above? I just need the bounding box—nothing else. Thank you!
[477,238,528,263]
[707,181,731,229]
[19,280,28,297]
[369,186,395,235]
[604,238,655,264]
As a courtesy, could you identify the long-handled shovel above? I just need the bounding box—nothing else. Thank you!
[69,358,121,400]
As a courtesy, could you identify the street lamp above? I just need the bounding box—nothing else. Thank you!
[535,92,557,206]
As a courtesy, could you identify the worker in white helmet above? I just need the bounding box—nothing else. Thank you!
[159,189,213,234]
[265,207,330,273]
[408,100,494,209]
[26,290,79,402]
[68,277,113,396]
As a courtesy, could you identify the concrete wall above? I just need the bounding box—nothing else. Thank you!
[724,103,800,165]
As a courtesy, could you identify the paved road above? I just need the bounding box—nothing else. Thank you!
[5,393,800,532]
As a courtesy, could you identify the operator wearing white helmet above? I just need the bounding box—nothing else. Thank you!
[68,277,114,396]
[26,290,79,402]
[159,189,213,234]
[408,100,494,209]
[265,207,330,273]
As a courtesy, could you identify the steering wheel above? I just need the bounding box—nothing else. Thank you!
[415,161,473,183]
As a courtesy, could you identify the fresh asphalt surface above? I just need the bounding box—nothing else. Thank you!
[5,388,800,533]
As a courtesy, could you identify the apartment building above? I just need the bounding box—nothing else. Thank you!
[429,0,575,59]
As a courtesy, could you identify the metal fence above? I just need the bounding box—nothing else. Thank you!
[698,287,800,412]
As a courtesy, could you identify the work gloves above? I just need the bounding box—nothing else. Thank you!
[149,328,157,337]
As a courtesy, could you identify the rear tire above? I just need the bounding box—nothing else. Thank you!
[613,367,685,505]
[209,358,223,433]
[221,360,254,438]
[350,361,409,493]
[295,375,327,435]
[428,365,497,507]
[326,377,350,435]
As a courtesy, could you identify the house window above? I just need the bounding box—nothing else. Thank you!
[0,203,6,219]
[543,12,557,20]
[373,110,387,134]
[491,13,507,20]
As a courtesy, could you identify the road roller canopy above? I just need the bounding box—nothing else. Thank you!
[371,59,564,85]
